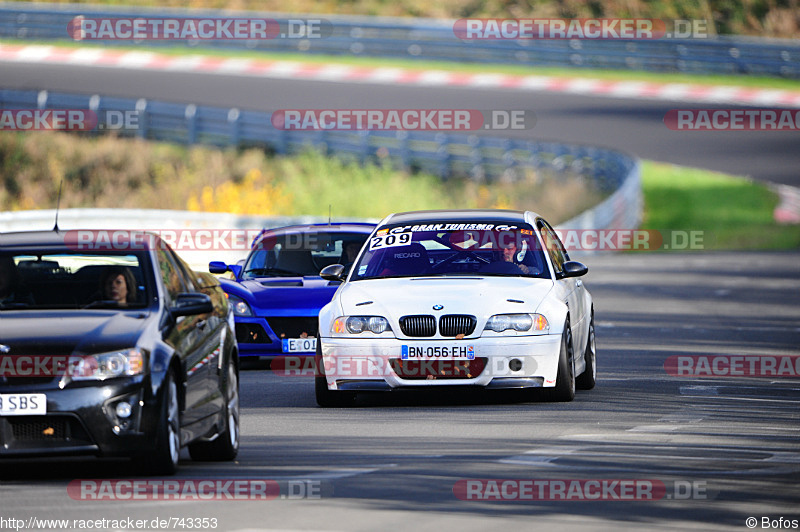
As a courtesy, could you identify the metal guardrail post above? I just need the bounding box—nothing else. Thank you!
[135,98,148,139]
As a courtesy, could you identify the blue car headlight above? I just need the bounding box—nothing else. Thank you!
[227,294,253,317]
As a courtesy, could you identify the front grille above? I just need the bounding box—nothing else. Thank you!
[10,418,68,441]
[235,323,271,344]
[439,315,477,337]
[0,415,94,449]
[390,358,487,380]
[266,317,317,339]
[399,315,436,337]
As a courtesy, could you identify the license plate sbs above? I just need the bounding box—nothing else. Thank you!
[401,344,475,360]
[0,393,47,416]
[282,338,317,353]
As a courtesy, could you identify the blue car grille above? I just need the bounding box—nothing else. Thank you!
[235,323,270,344]
[266,317,318,339]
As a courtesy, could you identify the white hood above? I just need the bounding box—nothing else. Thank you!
[339,277,554,327]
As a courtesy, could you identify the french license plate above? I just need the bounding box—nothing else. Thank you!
[0,393,46,416]
[401,344,475,360]
[282,338,317,353]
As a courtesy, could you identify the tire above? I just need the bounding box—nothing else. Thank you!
[314,337,355,408]
[188,361,240,461]
[543,319,576,402]
[146,369,181,475]
[576,313,596,390]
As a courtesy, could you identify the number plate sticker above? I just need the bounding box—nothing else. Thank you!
[0,393,46,416]
[369,232,412,250]
[401,344,475,360]
[282,338,317,353]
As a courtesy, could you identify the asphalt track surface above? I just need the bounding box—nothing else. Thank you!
[1,252,798,531]
[1,62,799,185]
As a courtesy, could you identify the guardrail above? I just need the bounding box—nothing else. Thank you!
[0,87,642,245]
[1,2,798,78]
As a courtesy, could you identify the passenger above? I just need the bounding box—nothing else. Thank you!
[98,266,137,306]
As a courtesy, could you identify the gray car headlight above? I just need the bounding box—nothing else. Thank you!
[71,348,146,381]
[484,313,549,334]
[332,316,392,335]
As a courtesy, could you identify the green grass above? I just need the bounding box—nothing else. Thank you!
[640,161,800,250]
[3,38,799,91]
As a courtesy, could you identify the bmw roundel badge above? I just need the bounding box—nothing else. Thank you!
[432,304,444,311]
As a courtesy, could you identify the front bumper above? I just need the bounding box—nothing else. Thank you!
[234,316,316,359]
[319,335,562,391]
[0,378,156,458]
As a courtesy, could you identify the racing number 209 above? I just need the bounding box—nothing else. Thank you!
[370,232,412,250]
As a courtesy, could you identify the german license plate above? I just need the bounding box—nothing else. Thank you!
[282,338,317,353]
[0,393,46,416]
[401,344,475,360]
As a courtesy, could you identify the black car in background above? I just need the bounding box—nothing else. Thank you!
[0,230,239,474]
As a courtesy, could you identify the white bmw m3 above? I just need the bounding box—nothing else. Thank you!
[315,210,595,407]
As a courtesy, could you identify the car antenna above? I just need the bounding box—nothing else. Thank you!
[53,180,63,232]
[328,204,332,225]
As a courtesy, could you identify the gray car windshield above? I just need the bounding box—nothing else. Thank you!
[0,252,149,310]
[350,222,550,280]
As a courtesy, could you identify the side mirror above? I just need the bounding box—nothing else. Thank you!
[208,261,228,274]
[561,261,588,278]
[320,264,346,282]
[171,293,214,317]
[229,264,243,279]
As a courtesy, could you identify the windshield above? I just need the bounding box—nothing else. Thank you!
[243,231,370,278]
[350,221,550,280]
[0,251,150,310]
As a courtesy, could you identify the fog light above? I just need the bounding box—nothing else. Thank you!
[115,401,132,419]
[509,358,523,372]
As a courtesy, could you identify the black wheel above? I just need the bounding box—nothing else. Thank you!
[543,319,576,402]
[146,369,181,475]
[188,361,240,461]
[314,337,355,408]
[576,313,596,390]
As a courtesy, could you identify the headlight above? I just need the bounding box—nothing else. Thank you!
[227,294,253,317]
[71,349,145,381]
[484,313,549,333]
[332,316,391,335]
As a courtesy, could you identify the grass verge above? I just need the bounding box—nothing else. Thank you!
[2,38,798,91]
[640,161,800,250]
[0,131,599,223]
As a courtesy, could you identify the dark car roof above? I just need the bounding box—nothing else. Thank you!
[383,210,528,225]
[0,230,161,252]
[252,222,375,244]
